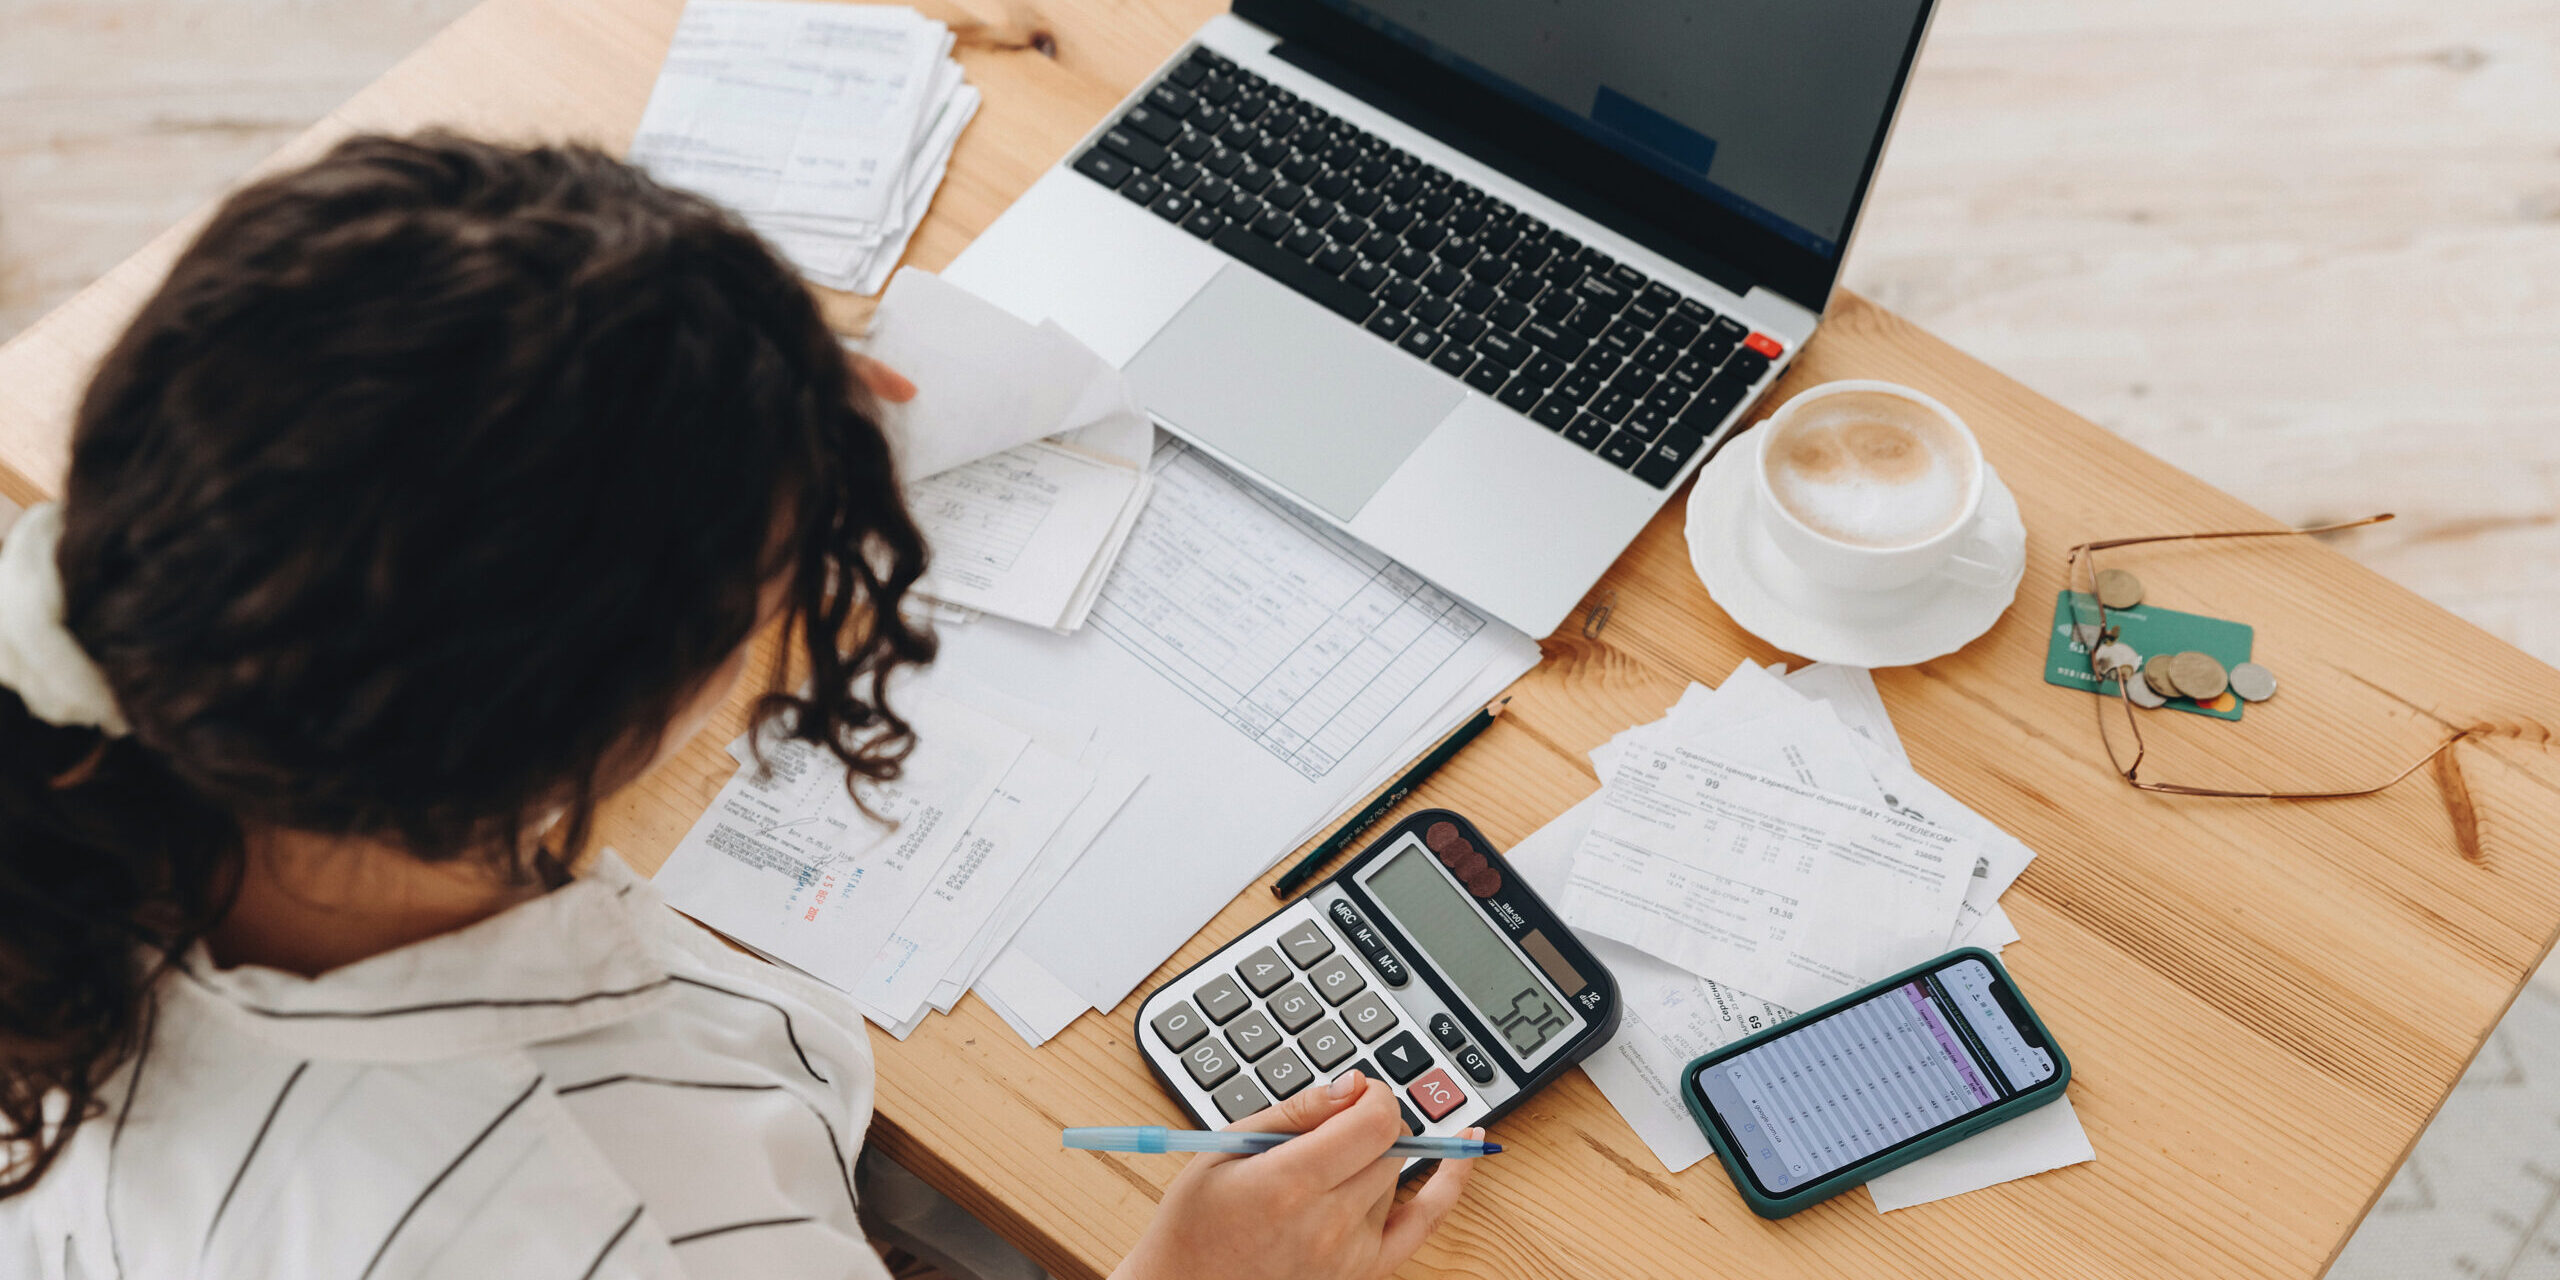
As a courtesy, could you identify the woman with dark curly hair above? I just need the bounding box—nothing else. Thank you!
[0,134,1473,1279]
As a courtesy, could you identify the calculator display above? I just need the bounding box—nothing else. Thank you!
[1364,846,1574,1058]
[1692,957,2057,1194]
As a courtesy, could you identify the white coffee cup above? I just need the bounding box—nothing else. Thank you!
[1751,380,2009,593]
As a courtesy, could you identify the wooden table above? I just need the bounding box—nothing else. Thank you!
[6,2,2558,1275]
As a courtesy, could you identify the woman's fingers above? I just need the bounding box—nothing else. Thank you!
[1233,1076,1404,1192]
[1374,1128,1481,1268]
[849,354,917,403]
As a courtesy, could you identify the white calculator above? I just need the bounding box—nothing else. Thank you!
[1135,810,1618,1168]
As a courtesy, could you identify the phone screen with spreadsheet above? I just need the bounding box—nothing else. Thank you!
[1690,957,2060,1196]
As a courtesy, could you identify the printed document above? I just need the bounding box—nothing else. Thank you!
[1564,742,1977,1010]
[653,687,1025,992]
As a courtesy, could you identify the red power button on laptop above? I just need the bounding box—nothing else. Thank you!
[1744,332,1785,358]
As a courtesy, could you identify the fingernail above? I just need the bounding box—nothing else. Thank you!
[1328,1070,1362,1098]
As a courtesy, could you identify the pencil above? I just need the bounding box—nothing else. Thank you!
[1271,695,1510,898]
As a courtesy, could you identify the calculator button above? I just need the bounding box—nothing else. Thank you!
[1341,992,1399,1043]
[1399,1100,1426,1135]
[1308,955,1366,1005]
[1297,1018,1356,1071]
[1327,900,1368,934]
[1374,1031,1431,1083]
[1211,1075,1272,1122]
[1151,1000,1210,1052]
[1194,974,1251,1023]
[1266,982,1323,1032]
[1427,1012,1465,1050]
[1453,1043,1495,1084]
[1235,946,1293,995]
[1225,1009,1282,1061]
[1182,1038,1240,1089]
[1406,1068,1466,1121]
[1352,935,1411,988]
[1255,1047,1314,1099]
[1278,918,1335,968]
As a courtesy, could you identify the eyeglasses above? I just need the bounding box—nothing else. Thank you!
[2065,515,2465,798]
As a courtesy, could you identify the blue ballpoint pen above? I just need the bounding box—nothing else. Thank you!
[1063,1126,1502,1159]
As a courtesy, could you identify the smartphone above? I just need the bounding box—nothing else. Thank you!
[1679,948,2070,1218]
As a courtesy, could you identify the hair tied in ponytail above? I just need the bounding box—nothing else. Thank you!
[0,503,128,737]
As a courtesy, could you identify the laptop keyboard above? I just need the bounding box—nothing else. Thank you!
[1070,45,1787,489]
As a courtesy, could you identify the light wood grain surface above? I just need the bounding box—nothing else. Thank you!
[3,3,2559,1278]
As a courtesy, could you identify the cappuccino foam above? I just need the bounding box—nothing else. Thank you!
[1764,391,1972,549]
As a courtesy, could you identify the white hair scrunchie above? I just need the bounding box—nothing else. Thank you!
[0,502,129,736]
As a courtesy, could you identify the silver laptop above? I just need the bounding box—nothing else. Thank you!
[946,0,1938,635]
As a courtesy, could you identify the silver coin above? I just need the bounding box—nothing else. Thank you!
[2125,679,2169,709]
[2229,661,2278,702]
[2092,642,2142,677]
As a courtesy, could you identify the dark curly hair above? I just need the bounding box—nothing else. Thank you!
[0,132,934,1195]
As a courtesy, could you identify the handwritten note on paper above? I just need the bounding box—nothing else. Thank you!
[1562,743,1975,1010]
[652,687,1028,991]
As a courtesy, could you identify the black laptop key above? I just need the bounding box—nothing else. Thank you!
[1355,232,1397,262]
[1597,430,1650,469]
[1150,192,1194,223]
[1679,379,1748,432]
[1170,56,1209,88]
[1404,220,1449,251]
[1182,209,1224,240]
[1465,256,1513,288]
[1486,299,1531,333]
[1297,195,1337,228]
[1199,72,1236,105]
[1453,281,1499,314]
[1278,153,1319,183]
[1574,276,1631,314]
[1220,191,1263,223]
[1260,177,1301,210]
[1173,130,1213,163]
[1375,203,1417,233]
[1148,83,1197,118]
[1122,106,1181,145]
[1101,127,1168,172]
[1249,136,1291,167]
[1384,174,1423,201]
[1194,175,1234,206]
[1623,404,1672,442]
[1496,377,1543,413]
[1463,361,1510,394]
[1591,391,1635,424]
[1562,306,1613,342]
[1281,224,1324,256]
[1481,221,1522,254]
[1579,347,1626,379]
[1189,46,1233,72]
[1074,147,1135,189]
[1520,319,1578,357]
[1529,394,1578,431]
[1435,236,1479,268]
[1475,330,1530,369]
[1553,370,1603,406]
[1656,314,1701,348]
[1204,145,1244,177]
[1446,313,1489,344]
[1344,186,1384,216]
[1366,309,1414,341]
[1624,295,1667,327]
[1250,209,1292,240]
[1608,369,1660,403]
[1520,352,1567,388]
[1431,345,1476,377]
[1635,338,1680,372]
[1121,173,1164,206]
[1400,326,1444,358]
[1563,413,1612,450]
[1380,278,1422,309]
[1631,447,1683,489]
[1311,241,1357,275]
[1234,162,1273,193]
[1387,246,1430,278]
[1723,349,1773,384]
[1605,263,1648,293]
[1211,222,1379,325]
[1161,159,1201,191]
[1510,238,1556,271]
[1346,261,1388,293]
[1413,295,1455,326]
[1311,170,1351,199]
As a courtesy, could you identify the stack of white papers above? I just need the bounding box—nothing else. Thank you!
[924,439,1541,1045]
[630,1,978,295]
[861,269,1155,632]
[1505,661,2094,1211]
[655,683,1147,1039]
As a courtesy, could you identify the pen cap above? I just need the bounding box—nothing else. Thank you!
[1061,1126,1171,1153]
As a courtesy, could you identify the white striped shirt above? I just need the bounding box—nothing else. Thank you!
[3,853,899,1280]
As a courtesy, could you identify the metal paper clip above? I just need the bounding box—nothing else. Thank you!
[1582,589,1616,639]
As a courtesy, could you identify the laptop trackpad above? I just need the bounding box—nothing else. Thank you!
[1122,265,1463,520]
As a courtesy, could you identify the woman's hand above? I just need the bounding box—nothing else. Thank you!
[1112,1071,1479,1280]
[849,353,917,404]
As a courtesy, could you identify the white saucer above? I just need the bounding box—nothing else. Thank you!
[1684,443,2027,667]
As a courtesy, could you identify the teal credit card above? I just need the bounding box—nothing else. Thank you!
[2043,591,2254,721]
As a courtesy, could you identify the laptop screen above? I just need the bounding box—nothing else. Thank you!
[1303,0,1928,258]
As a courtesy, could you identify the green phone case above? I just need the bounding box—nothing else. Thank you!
[1678,947,2072,1218]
